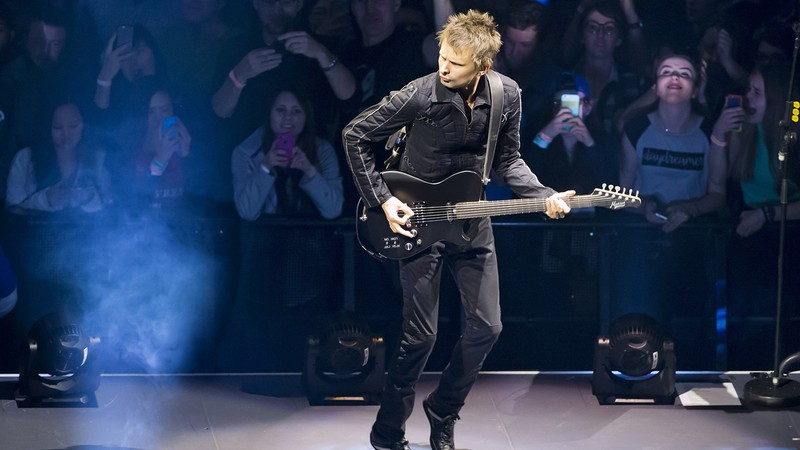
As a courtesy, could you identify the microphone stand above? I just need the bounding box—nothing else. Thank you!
[743,22,800,408]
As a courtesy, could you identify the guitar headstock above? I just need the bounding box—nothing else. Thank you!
[591,184,641,210]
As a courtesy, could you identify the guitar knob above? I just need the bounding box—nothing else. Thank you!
[404,243,414,251]
[409,229,418,237]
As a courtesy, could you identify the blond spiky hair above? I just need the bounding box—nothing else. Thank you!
[436,9,502,69]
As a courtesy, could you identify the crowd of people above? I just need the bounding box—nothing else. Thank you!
[0,0,796,229]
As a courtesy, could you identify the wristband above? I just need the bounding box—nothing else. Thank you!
[228,70,246,89]
[321,57,338,71]
[710,134,727,147]
[96,78,112,87]
[150,157,168,176]
[533,132,552,149]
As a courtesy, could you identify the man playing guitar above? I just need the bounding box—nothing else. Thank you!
[342,10,574,450]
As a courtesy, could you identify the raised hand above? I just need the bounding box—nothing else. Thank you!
[233,47,283,82]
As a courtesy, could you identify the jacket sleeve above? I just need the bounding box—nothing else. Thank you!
[493,84,556,199]
[231,128,276,221]
[300,139,344,219]
[342,81,421,208]
[5,148,57,211]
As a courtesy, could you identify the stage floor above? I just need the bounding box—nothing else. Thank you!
[0,372,798,450]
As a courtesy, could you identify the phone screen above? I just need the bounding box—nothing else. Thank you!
[560,94,581,117]
[725,95,742,108]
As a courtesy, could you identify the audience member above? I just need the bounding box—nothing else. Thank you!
[338,0,451,121]
[211,0,355,145]
[560,0,647,153]
[526,73,601,196]
[728,64,800,237]
[5,99,112,213]
[154,0,246,105]
[0,8,82,153]
[306,0,355,49]
[93,25,166,113]
[494,0,561,134]
[725,63,800,368]
[619,54,733,233]
[232,88,343,220]
[126,87,192,209]
[560,0,648,77]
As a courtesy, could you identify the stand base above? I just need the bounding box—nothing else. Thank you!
[744,376,800,408]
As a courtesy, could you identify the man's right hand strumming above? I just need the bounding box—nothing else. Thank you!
[381,196,415,237]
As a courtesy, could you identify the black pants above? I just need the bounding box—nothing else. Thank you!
[372,218,503,441]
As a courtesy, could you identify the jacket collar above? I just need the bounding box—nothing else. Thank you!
[432,73,491,108]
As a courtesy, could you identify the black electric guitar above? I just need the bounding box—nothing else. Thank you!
[356,170,641,260]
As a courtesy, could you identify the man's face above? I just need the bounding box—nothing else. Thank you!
[581,11,619,59]
[351,0,399,44]
[502,25,538,70]
[253,0,303,35]
[26,21,67,70]
[438,41,484,91]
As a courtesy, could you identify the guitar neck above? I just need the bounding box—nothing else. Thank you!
[453,196,610,220]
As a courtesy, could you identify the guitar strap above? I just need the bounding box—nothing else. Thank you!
[482,70,504,186]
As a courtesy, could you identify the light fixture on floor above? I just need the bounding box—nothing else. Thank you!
[592,313,676,405]
[303,313,384,405]
[15,311,101,407]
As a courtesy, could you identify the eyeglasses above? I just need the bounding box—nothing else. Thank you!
[584,21,618,37]
[657,69,694,80]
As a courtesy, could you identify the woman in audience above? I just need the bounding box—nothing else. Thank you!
[728,63,800,237]
[129,87,192,209]
[93,24,165,112]
[231,88,343,220]
[620,54,738,233]
[6,99,112,212]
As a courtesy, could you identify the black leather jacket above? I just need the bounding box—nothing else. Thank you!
[342,71,555,208]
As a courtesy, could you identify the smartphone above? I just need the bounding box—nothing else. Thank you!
[161,116,178,140]
[276,131,295,158]
[115,25,134,50]
[725,94,743,132]
[560,93,581,117]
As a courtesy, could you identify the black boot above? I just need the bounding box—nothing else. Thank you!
[423,397,459,450]
[370,430,411,450]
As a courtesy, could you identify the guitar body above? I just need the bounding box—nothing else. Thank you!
[356,171,485,260]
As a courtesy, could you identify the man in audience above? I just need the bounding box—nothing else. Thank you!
[0,9,80,154]
[211,0,355,146]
